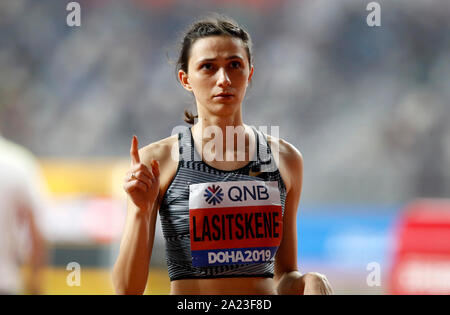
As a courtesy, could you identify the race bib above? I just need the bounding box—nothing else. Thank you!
[189,181,283,267]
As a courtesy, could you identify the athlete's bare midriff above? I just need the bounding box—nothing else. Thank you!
[170,277,277,295]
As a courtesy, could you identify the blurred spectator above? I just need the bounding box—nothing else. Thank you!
[383,90,449,197]
[0,134,48,294]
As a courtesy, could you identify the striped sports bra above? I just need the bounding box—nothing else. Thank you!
[159,126,287,281]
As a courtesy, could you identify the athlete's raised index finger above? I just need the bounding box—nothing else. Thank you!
[130,135,140,165]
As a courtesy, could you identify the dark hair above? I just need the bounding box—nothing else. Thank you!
[176,14,253,125]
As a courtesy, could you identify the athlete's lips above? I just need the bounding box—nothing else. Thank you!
[214,92,234,98]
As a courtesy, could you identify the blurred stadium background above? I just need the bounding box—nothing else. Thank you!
[1,0,449,294]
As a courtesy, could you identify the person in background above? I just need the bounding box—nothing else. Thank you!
[0,134,48,295]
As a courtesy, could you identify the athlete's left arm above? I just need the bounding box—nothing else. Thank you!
[272,138,333,295]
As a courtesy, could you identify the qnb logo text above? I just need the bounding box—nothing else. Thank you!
[228,185,269,202]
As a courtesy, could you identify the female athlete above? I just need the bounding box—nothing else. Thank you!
[113,15,332,295]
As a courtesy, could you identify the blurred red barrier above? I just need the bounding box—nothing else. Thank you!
[390,199,450,294]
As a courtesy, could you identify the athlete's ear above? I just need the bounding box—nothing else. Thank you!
[247,65,254,85]
[179,69,192,92]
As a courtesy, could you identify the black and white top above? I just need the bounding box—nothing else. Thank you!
[159,126,287,281]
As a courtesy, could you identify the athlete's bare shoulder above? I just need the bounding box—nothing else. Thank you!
[266,134,302,163]
[138,134,178,166]
[266,134,303,193]
[137,134,179,197]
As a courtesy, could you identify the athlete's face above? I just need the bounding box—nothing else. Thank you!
[179,36,254,118]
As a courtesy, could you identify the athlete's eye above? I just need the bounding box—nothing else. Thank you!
[230,61,242,69]
[201,63,214,70]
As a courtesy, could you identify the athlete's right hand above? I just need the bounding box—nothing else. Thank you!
[123,136,160,213]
